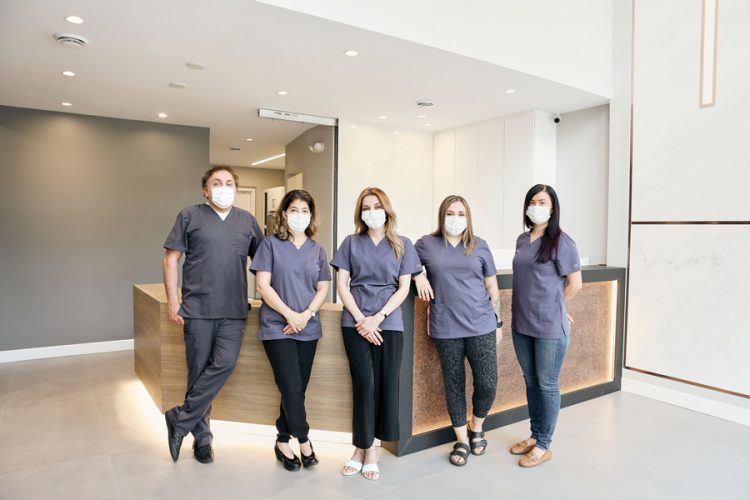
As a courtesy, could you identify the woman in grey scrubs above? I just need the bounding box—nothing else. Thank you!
[250,190,331,472]
[510,184,582,468]
[414,195,502,466]
[331,187,422,481]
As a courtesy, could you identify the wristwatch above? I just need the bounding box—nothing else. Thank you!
[306,308,316,318]
[379,309,388,319]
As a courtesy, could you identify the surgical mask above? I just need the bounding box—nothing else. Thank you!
[211,186,235,209]
[526,205,551,225]
[287,212,311,233]
[444,216,467,236]
[361,209,386,230]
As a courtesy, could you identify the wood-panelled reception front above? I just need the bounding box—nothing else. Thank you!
[133,266,624,455]
[133,284,352,431]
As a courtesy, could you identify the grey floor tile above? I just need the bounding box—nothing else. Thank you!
[0,454,118,500]
[0,396,107,475]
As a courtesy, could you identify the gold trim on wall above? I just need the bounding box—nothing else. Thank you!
[699,0,719,108]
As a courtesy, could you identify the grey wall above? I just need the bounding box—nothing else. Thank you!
[0,106,209,350]
[556,104,610,265]
[284,125,335,264]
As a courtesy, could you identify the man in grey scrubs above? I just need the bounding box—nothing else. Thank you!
[162,165,263,463]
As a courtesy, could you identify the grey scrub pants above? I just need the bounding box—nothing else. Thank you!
[168,318,245,446]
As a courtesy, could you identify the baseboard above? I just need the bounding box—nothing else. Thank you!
[0,339,134,363]
[622,376,750,427]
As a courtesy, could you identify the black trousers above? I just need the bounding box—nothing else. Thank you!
[342,327,402,449]
[262,338,318,443]
[434,331,498,428]
[171,318,245,446]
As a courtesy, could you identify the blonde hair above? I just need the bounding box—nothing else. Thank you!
[273,190,319,241]
[432,195,477,255]
[353,187,404,260]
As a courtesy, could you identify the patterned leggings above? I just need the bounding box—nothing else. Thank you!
[434,331,498,427]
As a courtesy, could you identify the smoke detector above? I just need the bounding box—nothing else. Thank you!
[53,33,89,48]
[308,142,325,154]
[417,100,435,107]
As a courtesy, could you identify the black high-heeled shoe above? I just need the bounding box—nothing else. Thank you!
[300,441,319,468]
[274,442,301,471]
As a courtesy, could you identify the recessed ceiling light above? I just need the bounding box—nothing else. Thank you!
[393,131,400,135]
[424,123,432,127]
[245,138,254,142]
[344,50,359,57]
[350,124,357,128]
[61,102,72,107]
[169,82,187,89]
[378,115,387,120]
[277,90,288,95]
[186,62,205,70]
[417,114,426,119]
[62,70,76,77]
[251,153,286,166]
[65,15,84,24]
[505,89,516,94]
[158,112,167,119]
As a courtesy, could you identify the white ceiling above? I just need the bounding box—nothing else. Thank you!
[0,0,609,169]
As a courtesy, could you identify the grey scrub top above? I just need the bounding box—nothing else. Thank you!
[249,236,331,341]
[163,204,264,319]
[415,235,498,339]
[330,234,422,331]
[511,231,581,339]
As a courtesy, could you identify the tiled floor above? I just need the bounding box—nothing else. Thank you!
[0,351,747,499]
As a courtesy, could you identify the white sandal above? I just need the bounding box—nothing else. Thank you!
[361,462,379,481]
[342,459,363,476]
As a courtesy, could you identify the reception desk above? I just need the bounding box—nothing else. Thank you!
[134,266,624,456]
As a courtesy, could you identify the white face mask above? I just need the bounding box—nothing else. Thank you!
[361,209,386,230]
[526,205,552,225]
[210,186,235,209]
[287,212,311,233]
[444,215,467,236]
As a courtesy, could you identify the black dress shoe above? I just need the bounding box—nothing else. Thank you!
[274,443,301,471]
[165,409,184,462]
[193,443,214,464]
[300,442,319,468]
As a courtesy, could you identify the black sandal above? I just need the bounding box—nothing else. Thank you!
[449,442,470,466]
[468,428,487,456]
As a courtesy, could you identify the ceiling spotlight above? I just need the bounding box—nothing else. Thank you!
[186,62,205,70]
[424,123,432,127]
[505,89,516,94]
[169,82,187,89]
[65,15,84,24]
[245,138,254,142]
[344,50,359,57]
[393,131,400,135]
[350,124,357,128]
[62,70,76,77]
[277,90,288,95]
[158,112,167,119]
[61,102,72,107]
[378,115,387,120]
[417,114,426,119]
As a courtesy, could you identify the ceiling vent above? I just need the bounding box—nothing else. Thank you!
[53,33,89,48]
[416,100,435,107]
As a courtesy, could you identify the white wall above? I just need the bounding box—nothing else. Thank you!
[336,122,434,246]
[432,111,558,254]
[623,0,750,423]
[557,105,610,265]
[258,0,613,97]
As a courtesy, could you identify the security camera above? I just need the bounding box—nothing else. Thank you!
[553,113,561,124]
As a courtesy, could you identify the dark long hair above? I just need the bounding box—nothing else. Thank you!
[523,184,562,263]
[273,189,319,240]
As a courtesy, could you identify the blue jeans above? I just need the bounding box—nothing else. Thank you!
[512,331,569,450]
